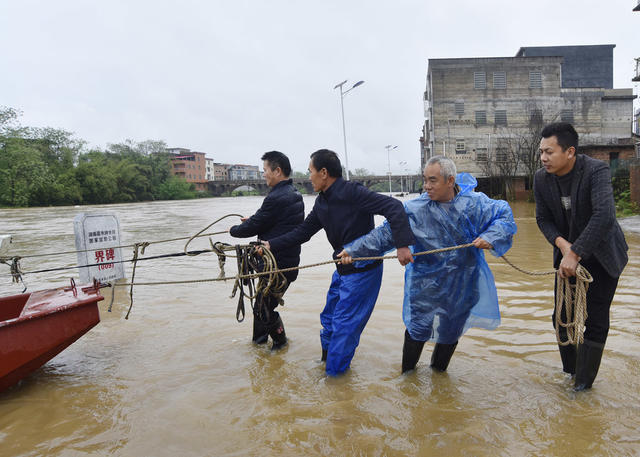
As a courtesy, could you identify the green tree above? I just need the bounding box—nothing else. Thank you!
[0,106,200,206]
[106,140,170,200]
[1,107,85,206]
[0,137,56,207]
[156,175,197,200]
[74,150,119,204]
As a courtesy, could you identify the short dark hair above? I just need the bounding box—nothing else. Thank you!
[310,149,342,178]
[261,150,291,177]
[540,122,579,153]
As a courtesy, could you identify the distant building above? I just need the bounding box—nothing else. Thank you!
[205,157,214,181]
[167,148,208,191]
[213,163,230,180]
[228,164,261,180]
[420,44,636,188]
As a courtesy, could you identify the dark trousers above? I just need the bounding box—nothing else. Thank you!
[553,257,619,344]
[254,282,290,327]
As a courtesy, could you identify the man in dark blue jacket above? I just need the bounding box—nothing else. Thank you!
[535,123,628,391]
[264,149,415,375]
[230,151,304,349]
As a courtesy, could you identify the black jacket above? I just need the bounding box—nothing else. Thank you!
[268,177,415,275]
[534,154,628,278]
[230,179,304,282]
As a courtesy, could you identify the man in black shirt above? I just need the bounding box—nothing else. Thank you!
[264,149,414,375]
[535,123,628,391]
[230,151,304,349]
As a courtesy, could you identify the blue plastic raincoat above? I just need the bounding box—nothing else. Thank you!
[344,173,517,344]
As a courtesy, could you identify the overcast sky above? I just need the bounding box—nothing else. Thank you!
[1,0,638,175]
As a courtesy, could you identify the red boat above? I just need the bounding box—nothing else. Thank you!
[0,279,103,393]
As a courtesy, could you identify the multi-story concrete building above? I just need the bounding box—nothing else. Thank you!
[205,157,214,181]
[167,148,208,191]
[213,163,230,180]
[420,45,636,196]
[228,164,261,180]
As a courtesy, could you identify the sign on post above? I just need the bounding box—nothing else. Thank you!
[74,213,126,284]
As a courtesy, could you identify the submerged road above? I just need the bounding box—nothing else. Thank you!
[1,196,639,456]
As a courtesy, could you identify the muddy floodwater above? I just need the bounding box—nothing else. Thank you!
[1,195,639,457]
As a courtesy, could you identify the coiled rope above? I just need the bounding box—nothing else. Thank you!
[500,255,591,345]
[554,265,593,346]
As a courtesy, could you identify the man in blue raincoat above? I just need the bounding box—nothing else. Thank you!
[339,156,517,373]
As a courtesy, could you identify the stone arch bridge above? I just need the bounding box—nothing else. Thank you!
[208,175,423,197]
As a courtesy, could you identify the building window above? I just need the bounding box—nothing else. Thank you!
[474,72,486,89]
[454,101,464,116]
[529,71,543,88]
[495,110,508,126]
[495,148,508,163]
[530,108,543,125]
[455,139,466,154]
[493,71,506,89]
[475,110,487,125]
[561,109,574,124]
[476,148,488,162]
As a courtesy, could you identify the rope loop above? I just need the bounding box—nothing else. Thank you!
[210,240,231,279]
[184,214,243,255]
[138,241,150,256]
[0,256,27,292]
[554,263,593,346]
[9,256,23,283]
[125,242,145,319]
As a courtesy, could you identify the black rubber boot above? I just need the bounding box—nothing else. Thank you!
[269,316,287,350]
[402,330,426,373]
[574,339,605,391]
[558,343,577,375]
[252,315,269,345]
[430,341,458,372]
[321,348,328,362]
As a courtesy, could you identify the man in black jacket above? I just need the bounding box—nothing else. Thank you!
[230,151,304,349]
[534,122,628,391]
[264,149,414,376]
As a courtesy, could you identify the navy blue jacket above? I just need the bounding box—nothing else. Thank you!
[230,179,304,282]
[268,178,415,275]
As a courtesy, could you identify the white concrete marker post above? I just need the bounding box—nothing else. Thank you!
[0,235,12,258]
[74,213,126,284]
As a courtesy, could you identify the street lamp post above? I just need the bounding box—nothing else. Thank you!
[399,161,407,194]
[404,167,411,194]
[385,145,397,194]
[334,79,365,181]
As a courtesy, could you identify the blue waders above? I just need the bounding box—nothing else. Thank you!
[320,264,383,376]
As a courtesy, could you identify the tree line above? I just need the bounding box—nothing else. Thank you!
[0,107,199,207]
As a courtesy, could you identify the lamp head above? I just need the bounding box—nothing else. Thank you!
[333,79,348,89]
